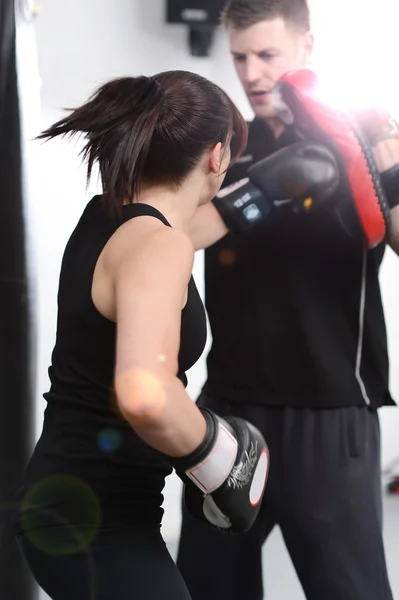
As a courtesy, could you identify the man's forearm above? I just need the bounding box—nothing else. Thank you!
[189,202,229,250]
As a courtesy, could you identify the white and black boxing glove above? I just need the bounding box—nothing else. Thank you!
[213,140,339,233]
[172,407,269,535]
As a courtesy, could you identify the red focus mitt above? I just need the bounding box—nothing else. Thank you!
[271,69,391,249]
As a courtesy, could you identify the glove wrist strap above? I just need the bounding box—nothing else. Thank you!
[213,179,270,234]
[173,408,238,494]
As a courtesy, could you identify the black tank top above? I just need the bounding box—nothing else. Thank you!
[16,197,207,532]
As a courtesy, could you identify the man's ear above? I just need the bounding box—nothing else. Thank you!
[301,31,314,65]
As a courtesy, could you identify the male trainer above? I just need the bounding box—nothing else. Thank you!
[176,1,399,599]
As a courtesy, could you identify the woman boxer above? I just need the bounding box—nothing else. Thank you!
[14,67,342,600]
[12,70,256,600]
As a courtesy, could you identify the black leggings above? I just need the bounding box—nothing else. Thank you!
[17,526,191,600]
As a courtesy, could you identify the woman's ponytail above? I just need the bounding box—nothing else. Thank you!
[38,71,247,210]
[38,76,165,208]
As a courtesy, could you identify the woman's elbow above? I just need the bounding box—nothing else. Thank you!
[114,369,171,425]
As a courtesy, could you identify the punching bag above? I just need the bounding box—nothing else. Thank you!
[0,0,37,598]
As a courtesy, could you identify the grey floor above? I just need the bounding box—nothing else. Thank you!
[40,495,399,599]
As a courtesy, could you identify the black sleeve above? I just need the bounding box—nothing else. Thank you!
[381,166,399,209]
[388,195,399,210]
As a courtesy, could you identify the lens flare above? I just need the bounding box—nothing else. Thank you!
[98,429,122,453]
[20,475,102,556]
[218,248,237,266]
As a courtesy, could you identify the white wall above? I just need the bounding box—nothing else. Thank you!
[19,0,399,560]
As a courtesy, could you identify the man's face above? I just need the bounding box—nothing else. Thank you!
[228,18,313,121]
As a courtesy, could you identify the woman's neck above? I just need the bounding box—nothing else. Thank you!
[132,179,204,233]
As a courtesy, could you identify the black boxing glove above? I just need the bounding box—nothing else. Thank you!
[172,407,269,535]
[213,140,339,234]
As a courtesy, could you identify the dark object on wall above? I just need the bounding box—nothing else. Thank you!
[387,476,399,494]
[166,0,227,56]
[0,0,37,598]
[383,455,399,494]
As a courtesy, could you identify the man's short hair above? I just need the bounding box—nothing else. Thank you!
[221,0,311,33]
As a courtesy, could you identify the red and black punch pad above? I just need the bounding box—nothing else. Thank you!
[271,69,391,249]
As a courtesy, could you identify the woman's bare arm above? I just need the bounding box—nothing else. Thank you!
[112,226,207,457]
[189,202,228,250]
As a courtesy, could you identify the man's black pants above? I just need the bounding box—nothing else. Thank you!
[176,394,393,600]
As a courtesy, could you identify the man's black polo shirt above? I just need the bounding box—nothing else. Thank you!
[203,119,395,408]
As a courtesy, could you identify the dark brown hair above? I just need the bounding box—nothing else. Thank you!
[221,0,310,32]
[38,71,247,209]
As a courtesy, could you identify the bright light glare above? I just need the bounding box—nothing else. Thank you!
[309,0,399,119]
